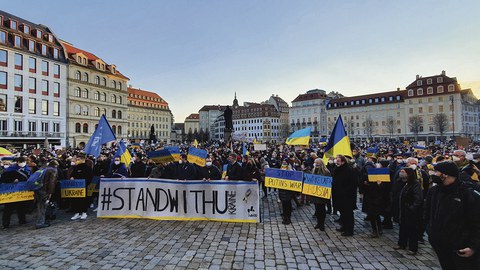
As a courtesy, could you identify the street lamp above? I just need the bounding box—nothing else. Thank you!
[450,95,455,142]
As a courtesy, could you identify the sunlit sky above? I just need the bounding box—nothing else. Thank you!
[3,1,479,121]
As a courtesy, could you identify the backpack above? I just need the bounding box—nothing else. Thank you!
[25,169,46,191]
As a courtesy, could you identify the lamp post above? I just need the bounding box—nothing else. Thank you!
[450,95,455,142]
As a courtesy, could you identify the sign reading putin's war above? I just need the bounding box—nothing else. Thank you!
[302,173,333,199]
[60,179,86,198]
[0,182,34,204]
[264,168,303,192]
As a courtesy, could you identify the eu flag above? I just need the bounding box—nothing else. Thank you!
[84,115,116,158]
[323,115,352,161]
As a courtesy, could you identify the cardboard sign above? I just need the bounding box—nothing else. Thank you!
[264,168,303,192]
[302,173,332,199]
[0,182,34,204]
[60,179,86,198]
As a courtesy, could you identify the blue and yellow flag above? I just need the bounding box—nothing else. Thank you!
[285,127,311,146]
[187,147,207,167]
[165,146,180,161]
[367,168,390,182]
[148,149,175,163]
[115,140,132,167]
[323,115,352,161]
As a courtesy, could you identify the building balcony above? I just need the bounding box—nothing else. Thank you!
[2,131,65,138]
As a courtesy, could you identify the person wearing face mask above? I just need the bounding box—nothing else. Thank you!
[69,153,93,220]
[360,157,377,221]
[201,158,221,181]
[130,155,147,178]
[176,154,196,180]
[278,159,295,225]
[1,156,31,229]
[394,168,423,255]
[241,156,260,182]
[425,161,480,269]
[225,153,242,181]
[352,149,366,172]
[333,155,358,236]
[107,157,129,178]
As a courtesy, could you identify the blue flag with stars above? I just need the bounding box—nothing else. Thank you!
[84,115,116,158]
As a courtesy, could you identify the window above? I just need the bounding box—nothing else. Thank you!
[427,78,432,84]
[437,77,443,83]
[112,109,116,118]
[437,86,444,93]
[0,120,6,132]
[94,76,100,85]
[439,105,444,112]
[14,74,23,91]
[22,24,30,34]
[428,106,433,113]
[14,96,23,113]
[407,89,413,96]
[83,123,88,133]
[83,72,88,82]
[35,29,42,39]
[14,54,22,69]
[41,61,48,75]
[427,87,433,94]
[94,91,99,100]
[439,97,443,102]
[53,123,60,133]
[409,108,413,114]
[14,120,22,132]
[74,104,81,115]
[10,20,18,29]
[41,100,48,115]
[0,50,6,66]
[118,96,122,104]
[48,35,53,43]
[29,57,36,72]
[111,94,116,103]
[111,81,116,89]
[118,110,122,119]
[53,82,60,97]
[27,40,35,52]
[112,125,116,135]
[101,92,106,101]
[53,48,59,59]
[102,77,106,86]
[0,71,6,89]
[14,35,21,47]
[417,88,423,95]
[0,31,6,43]
[75,123,81,133]
[101,108,106,115]
[417,80,422,86]
[53,101,59,116]
[0,94,6,111]
[117,126,122,135]
[29,98,36,114]
[82,89,88,99]
[41,80,48,95]
[75,71,81,80]
[448,84,455,92]
[82,106,88,116]
[41,44,47,55]
[94,107,100,117]
[118,82,122,90]
[41,122,49,133]
[28,121,36,132]
[53,64,60,78]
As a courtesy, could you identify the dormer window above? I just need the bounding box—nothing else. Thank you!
[417,80,422,86]
[10,20,17,30]
[112,67,116,74]
[427,78,432,84]
[23,24,30,34]
[408,89,414,96]
[47,35,53,43]
[36,30,42,39]
[437,77,443,83]
[375,98,379,102]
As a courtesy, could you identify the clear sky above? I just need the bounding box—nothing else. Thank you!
[3,1,479,122]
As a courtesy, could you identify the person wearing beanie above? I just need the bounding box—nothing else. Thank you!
[424,161,480,269]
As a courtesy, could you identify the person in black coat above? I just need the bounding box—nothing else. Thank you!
[201,158,221,180]
[130,156,147,177]
[311,158,331,231]
[394,167,423,255]
[242,156,261,181]
[176,154,196,180]
[365,160,390,238]
[425,161,480,269]
[333,155,358,236]
[69,154,93,220]
[278,160,295,225]
[225,153,243,181]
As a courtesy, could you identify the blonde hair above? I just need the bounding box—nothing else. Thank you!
[313,158,330,175]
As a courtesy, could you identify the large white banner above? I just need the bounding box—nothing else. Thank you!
[97,178,260,223]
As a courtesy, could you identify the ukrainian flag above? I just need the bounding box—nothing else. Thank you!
[367,168,390,182]
[285,127,311,146]
[323,115,352,161]
[115,140,132,167]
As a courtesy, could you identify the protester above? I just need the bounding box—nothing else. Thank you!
[201,157,221,180]
[34,160,58,229]
[176,154,196,180]
[107,156,129,178]
[311,158,330,231]
[69,153,93,220]
[130,155,147,177]
[278,159,295,225]
[333,154,358,236]
[225,153,242,180]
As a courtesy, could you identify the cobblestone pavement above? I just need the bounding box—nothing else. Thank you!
[0,194,440,270]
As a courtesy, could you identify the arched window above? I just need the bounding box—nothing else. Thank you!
[112,125,116,135]
[82,106,89,116]
[75,71,81,80]
[112,109,116,119]
[117,126,122,135]
[117,110,122,119]
[83,123,88,133]
[118,96,122,104]
[111,81,116,89]
[74,87,81,97]
[83,72,88,82]
[102,77,106,86]
[101,108,106,116]
[111,94,116,103]
[94,76,100,85]
[118,82,122,90]
[82,89,88,99]
[101,92,106,101]
[94,91,99,100]
[74,104,81,115]
[75,123,81,133]
[94,107,100,117]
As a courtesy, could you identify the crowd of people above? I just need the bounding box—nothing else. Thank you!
[1,139,480,269]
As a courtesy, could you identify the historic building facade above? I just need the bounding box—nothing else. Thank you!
[127,86,172,143]
[0,11,68,146]
[290,89,330,140]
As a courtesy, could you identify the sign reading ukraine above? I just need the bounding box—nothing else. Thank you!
[0,182,34,204]
[367,168,391,182]
[264,168,303,192]
[302,173,333,199]
[187,147,207,167]
[60,179,86,198]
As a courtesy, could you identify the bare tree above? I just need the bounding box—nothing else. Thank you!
[409,115,423,141]
[364,117,374,140]
[433,113,449,139]
[386,116,396,139]
[344,117,355,137]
